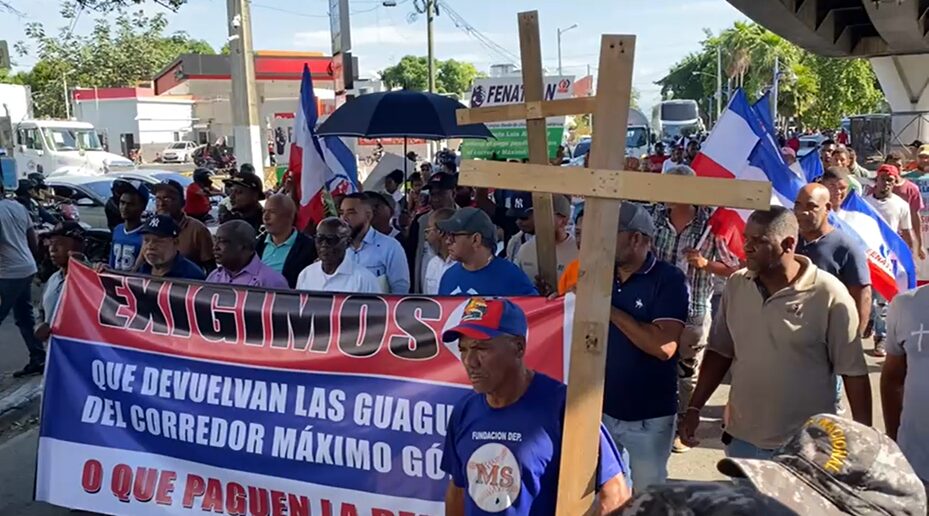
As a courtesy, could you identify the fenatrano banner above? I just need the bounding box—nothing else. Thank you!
[460,75,575,161]
[36,263,572,515]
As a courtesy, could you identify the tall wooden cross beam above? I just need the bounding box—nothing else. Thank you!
[457,12,772,514]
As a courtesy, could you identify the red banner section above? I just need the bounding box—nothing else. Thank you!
[54,264,569,387]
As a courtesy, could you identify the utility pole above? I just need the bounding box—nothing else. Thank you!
[227,0,264,167]
[772,54,780,127]
[716,45,722,120]
[62,72,70,120]
[556,24,578,76]
[426,0,436,93]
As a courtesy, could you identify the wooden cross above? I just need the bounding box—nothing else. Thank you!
[456,11,772,514]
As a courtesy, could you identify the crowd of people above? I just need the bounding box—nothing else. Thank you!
[1,134,928,513]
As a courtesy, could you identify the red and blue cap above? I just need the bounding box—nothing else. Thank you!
[442,298,528,342]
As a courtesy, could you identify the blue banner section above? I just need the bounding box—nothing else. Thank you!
[41,338,469,503]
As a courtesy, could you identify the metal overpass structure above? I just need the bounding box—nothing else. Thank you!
[726,0,929,144]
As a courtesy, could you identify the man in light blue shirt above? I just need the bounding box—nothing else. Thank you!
[340,193,410,294]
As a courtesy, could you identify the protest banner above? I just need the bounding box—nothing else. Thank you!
[460,75,575,161]
[36,263,573,515]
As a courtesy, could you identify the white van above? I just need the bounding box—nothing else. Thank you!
[14,119,134,177]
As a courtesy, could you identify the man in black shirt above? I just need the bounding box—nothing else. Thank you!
[219,172,265,233]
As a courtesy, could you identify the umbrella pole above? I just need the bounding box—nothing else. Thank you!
[404,137,409,184]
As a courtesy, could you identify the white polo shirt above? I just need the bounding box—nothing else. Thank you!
[296,256,385,294]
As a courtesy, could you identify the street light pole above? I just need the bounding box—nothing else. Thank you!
[772,54,780,126]
[227,0,263,167]
[557,24,578,76]
[62,72,70,120]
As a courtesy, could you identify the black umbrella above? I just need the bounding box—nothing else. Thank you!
[316,90,493,178]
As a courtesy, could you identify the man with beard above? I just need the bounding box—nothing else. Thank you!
[296,217,382,294]
[340,193,410,294]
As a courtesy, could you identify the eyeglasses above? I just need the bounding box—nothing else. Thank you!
[443,231,473,239]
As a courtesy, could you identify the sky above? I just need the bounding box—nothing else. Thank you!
[1,0,748,112]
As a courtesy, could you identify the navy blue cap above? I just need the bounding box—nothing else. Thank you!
[152,179,185,201]
[442,298,528,342]
[113,178,151,205]
[139,214,179,238]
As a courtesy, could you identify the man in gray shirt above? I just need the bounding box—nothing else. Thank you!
[0,186,43,377]
[882,284,929,492]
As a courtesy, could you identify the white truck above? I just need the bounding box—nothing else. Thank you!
[11,119,134,177]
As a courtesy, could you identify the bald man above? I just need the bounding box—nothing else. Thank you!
[257,193,318,288]
[794,183,871,336]
[208,220,289,289]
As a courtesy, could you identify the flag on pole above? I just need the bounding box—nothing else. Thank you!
[288,64,358,231]
[694,88,916,299]
[834,192,917,299]
[690,90,805,259]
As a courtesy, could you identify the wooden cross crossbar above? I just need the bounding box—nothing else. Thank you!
[455,12,772,515]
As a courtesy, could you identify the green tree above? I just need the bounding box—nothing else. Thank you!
[16,7,213,118]
[656,21,882,129]
[380,55,485,93]
[436,59,481,94]
[1,0,186,13]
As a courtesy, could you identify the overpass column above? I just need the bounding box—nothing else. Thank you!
[871,55,929,148]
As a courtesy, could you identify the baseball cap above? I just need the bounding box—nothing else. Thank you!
[45,221,85,240]
[224,172,266,199]
[918,144,929,157]
[113,178,151,205]
[139,214,180,238]
[877,163,901,178]
[506,191,533,218]
[615,481,797,516]
[618,202,656,238]
[436,207,496,244]
[151,179,185,201]
[442,298,528,342]
[423,172,457,191]
[718,413,928,516]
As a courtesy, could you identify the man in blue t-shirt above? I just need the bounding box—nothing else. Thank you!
[441,297,630,514]
[138,215,206,281]
[794,183,871,339]
[437,207,538,296]
[109,179,149,272]
[602,202,689,491]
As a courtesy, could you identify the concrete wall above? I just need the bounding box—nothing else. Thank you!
[136,100,194,144]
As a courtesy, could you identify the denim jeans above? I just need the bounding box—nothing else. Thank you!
[725,436,777,460]
[602,414,676,491]
[0,275,45,364]
[872,293,888,340]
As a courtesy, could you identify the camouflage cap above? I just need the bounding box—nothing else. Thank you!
[613,481,798,515]
[717,413,928,516]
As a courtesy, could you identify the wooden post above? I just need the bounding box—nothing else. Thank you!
[518,11,559,290]
[555,34,633,514]
[453,12,772,513]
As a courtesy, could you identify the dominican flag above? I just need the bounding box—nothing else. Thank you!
[691,90,805,260]
[288,64,358,231]
[799,149,824,182]
[692,89,916,299]
[834,192,917,298]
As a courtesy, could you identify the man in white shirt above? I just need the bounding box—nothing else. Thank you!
[296,217,384,294]
[661,145,685,173]
[515,194,578,289]
[866,164,916,249]
[423,207,456,295]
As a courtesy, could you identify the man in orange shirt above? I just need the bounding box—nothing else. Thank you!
[558,208,583,295]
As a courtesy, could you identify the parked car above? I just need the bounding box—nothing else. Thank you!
[46,175,154,229]
[160,141,201,163]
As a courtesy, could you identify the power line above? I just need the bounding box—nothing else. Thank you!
[250,2,387,18]
[434,0,522,67]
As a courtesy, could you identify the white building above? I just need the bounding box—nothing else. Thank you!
[72,86,195,160]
